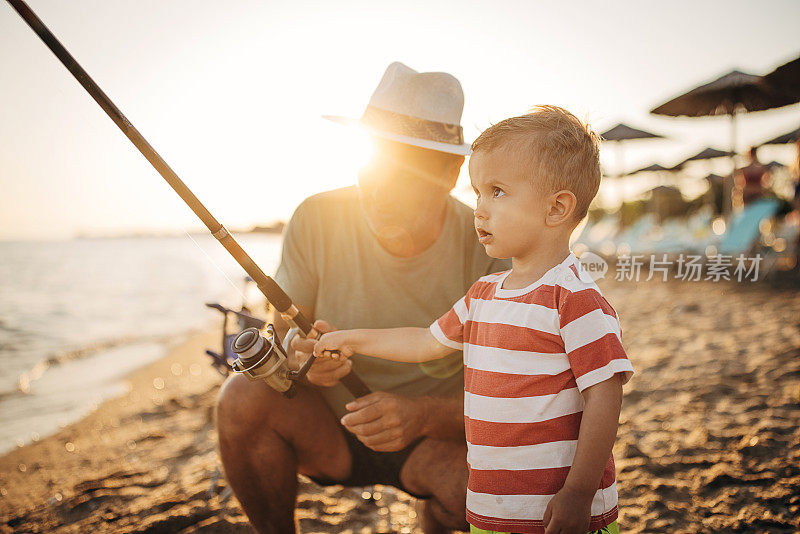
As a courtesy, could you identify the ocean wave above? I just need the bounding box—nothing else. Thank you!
[12,332,194,395]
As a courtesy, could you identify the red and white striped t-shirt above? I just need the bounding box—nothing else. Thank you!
[429,253,633,534]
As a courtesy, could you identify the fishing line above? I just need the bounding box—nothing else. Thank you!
[182,229,248,303]
[6,0,371,397]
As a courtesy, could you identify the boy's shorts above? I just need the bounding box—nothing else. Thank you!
[469,520,619,534]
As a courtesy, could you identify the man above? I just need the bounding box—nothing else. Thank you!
[216,62,508,534]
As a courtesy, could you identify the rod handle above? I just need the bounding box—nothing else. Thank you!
[289,328,372,399]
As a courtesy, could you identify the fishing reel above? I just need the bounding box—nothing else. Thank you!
[231,322,371,400]
[231,324,298,398]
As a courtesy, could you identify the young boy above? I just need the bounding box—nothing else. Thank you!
[313,106,633,534]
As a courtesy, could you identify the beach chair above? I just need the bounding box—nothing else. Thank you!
[718,198,781,256]
[204,303,266,376]
[647,217,690,255]
[649,208,716,255]
[684,208,717,255]
[614,214,656,254]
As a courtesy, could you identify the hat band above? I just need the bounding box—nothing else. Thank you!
[360,106,464,146]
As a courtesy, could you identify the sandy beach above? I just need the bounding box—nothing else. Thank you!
[1,276,799,533]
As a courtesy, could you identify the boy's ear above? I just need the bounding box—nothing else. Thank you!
[545,190,577,227]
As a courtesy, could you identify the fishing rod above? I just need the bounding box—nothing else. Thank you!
[6,0,370,399]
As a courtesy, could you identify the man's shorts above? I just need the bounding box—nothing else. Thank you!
[306,421,428,499]
[469,520,620,534]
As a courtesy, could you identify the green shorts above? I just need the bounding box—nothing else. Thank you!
[469,519,619,534]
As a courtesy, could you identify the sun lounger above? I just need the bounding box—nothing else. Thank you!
[718,198,781,256]
[615,214,656,254]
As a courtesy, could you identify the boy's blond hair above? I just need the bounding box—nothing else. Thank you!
[471,105,601,221]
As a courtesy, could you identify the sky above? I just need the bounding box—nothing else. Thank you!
[1,0,799,240]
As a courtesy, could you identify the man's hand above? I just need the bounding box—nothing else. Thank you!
[341,392,427,452]
[542,486,593,534]
[291,320,352,387]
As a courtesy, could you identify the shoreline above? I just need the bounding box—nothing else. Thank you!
[1,334,190,456]
[0,329,233,529]
[0,327,221,461]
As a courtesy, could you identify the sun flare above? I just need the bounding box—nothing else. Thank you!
[329,126,376,182]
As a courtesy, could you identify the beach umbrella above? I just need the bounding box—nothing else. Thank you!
[761,126,800,145]
[764,55,800,99]
[651,70,798,118]
[599,123,665,206]
[627,163,672,175]
[664,147,734,198]
[765,160,785,171]
[674,147,732,168]
[627,160,699,198]
[601,123,664,142]
[600,123,665,176]
[625,162,681,192]
[651,69,800,216]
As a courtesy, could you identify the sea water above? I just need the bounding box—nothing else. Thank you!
[0,234,283,454]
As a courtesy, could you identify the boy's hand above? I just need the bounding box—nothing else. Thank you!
[291,320,351,387]
[544,374,622,533]
[313,330,356,360]
[543,486,593,534]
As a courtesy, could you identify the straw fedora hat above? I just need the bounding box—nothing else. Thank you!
[324,62,471,155]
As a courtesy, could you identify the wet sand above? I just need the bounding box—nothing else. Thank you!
[1,277,799,533]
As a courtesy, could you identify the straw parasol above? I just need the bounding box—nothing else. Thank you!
[651,69,799,215]
[651,70,798,117]
[602,123,664,142]
[625,162,683,193]
[764,55,800,99]
[600,123,664,177]
[627,163,672,175]
[765,160,785,171]
[674,147,732,168]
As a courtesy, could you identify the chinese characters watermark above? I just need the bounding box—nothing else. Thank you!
[612,254,762,282]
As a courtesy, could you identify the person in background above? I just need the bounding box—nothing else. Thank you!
[736,146,770,206]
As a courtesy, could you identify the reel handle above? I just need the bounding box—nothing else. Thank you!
[289,328,371,398]
[277,304,371,398]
